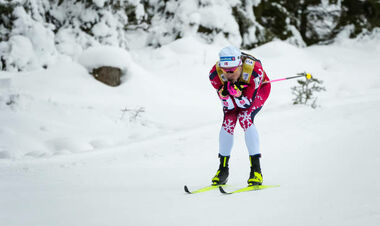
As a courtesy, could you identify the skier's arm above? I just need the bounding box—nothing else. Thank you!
[234,61,267,109]
[209,66,235,110]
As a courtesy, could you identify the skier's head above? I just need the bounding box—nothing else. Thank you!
[218,46,242,70]
[219,46,242,82]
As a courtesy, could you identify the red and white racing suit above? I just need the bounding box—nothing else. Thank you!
[209,59,271,157]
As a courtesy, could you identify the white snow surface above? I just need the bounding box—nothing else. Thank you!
[1,36,380,225]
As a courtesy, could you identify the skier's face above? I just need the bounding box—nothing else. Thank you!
[222,66,242,82]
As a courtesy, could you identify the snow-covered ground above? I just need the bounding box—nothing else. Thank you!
[1,35,380,226]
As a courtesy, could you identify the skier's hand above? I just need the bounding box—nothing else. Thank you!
[227,81,247,98]
[235,81,248,92]
[218,83,229,100]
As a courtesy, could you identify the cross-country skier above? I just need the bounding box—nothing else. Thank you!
[208,46,271,186]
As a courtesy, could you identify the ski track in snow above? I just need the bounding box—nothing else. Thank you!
[1,37,380,225]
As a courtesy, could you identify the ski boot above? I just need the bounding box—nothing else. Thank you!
[247,154,263,186]
[212,154,230,185]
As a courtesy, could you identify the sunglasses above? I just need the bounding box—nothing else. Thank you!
[221,66,239,74]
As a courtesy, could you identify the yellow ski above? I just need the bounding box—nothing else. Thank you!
[184,184,226,194]
[219,185,280,194]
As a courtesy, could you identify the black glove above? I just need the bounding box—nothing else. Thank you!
[218,83,229,100]
[234,81,248,92]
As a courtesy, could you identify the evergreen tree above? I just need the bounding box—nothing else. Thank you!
[291,76,326,108]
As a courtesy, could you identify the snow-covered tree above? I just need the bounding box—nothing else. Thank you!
[0,0,379,71]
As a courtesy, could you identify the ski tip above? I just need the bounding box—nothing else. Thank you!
[219,186,231,194]
[184,185,192,194]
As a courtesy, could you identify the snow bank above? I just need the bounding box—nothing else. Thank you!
[78,46,132,72]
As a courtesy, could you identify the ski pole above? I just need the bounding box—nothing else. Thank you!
[265,72,312,84]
